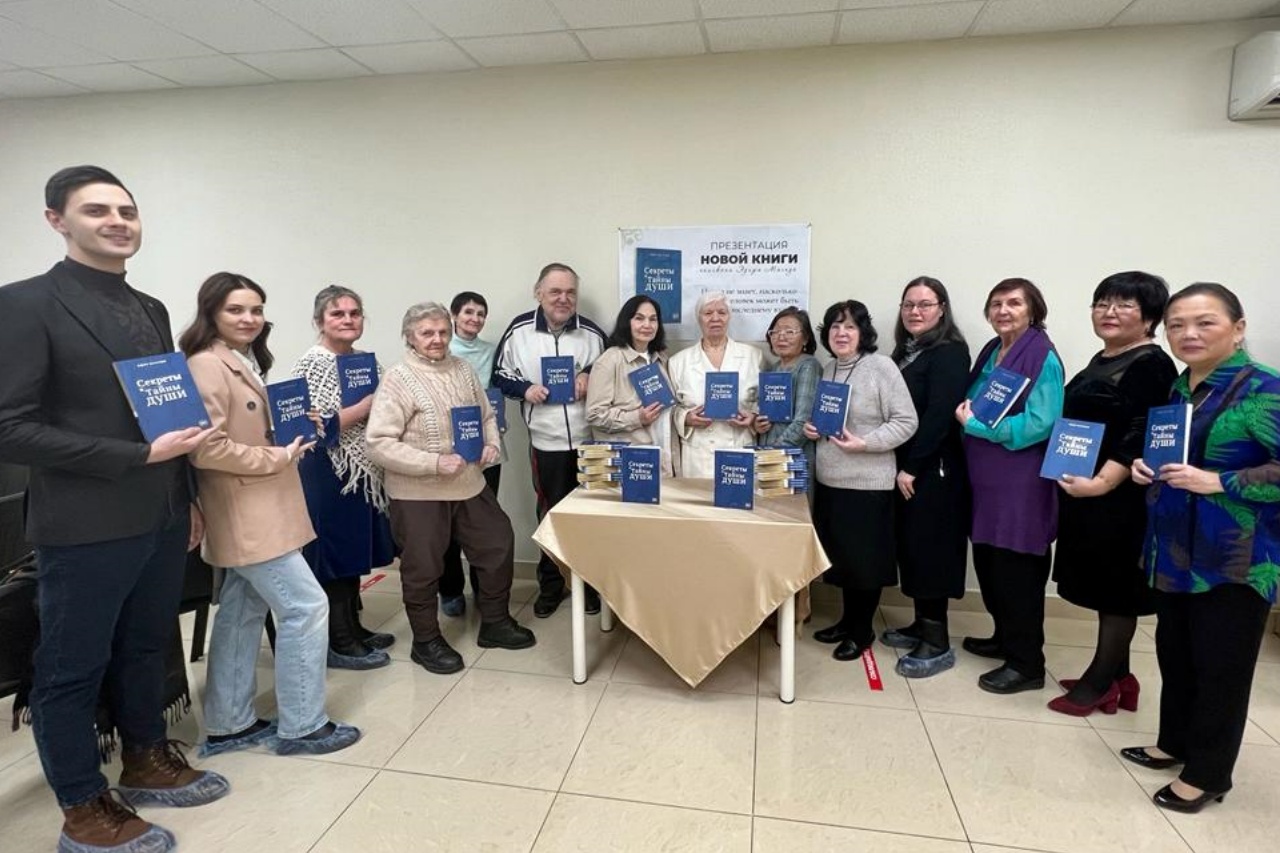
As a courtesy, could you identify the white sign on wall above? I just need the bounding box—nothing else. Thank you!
[618,223,811,342]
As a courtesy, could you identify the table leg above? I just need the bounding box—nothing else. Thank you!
[600,599,614,633]
[779,594,795,704]
[571,573,587,684]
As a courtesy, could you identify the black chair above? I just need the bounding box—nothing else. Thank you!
[180,550,214,662]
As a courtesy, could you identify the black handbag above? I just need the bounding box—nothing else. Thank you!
[0,550,38,703]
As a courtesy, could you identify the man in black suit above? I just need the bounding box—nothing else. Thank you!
[0,167,228,853]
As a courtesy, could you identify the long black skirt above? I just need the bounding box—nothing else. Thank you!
[813,482,897,591]
[895,458,969,600]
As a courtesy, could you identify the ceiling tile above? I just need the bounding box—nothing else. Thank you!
[700,0,838,18]
[111,0,323,53]
[837,1,984,44]
[1114,0,1280,27]
[236,48,372,81]
[255,0,442,46]
[0,17,114,67]
[458,31,587,66]
[706,12,837,52]
[972,0,1131,37]
[0,0,213,61]
[132,55,274,87]
[550,0,696,29]
[0,69,89,97]
[404,0,565,38]
[577,22,705,60]
[42,62,178,92]
[341,40,476,74]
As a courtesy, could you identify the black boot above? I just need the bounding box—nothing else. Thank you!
[895,618,956,679]
[352,588,396,650]
[327,588,390,670]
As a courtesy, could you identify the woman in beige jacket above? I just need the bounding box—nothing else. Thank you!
[181,272,359,758]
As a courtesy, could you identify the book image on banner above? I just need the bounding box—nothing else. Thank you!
[703,372,740,420]
[1144,403,1193,474]
[628,362,676,409]
[714,448,755,510]
[810,379,850,437]
[635,247,682,324]
[485,388,507,432]
[266,377,319,445]
[451,404,484,463]
[758,371,794,422]
[112,352,211,441]
[336,352,379,406]
[542,355,576,405]
[620,445,661,505]
[970,365,1031,429]
[1039,418,1105,481]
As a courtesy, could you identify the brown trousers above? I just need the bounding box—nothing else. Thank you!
[389,489,515,643]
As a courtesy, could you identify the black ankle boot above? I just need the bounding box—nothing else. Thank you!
[327,592,390,670]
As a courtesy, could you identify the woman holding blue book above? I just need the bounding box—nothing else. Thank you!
[1048,272,1176,717]
[1125,283,1279,813]
[753,306,821,490]
[955,278,1063,695]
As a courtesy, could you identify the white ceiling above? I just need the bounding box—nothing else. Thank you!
[0,0,1277,100]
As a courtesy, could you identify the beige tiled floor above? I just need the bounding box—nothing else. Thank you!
[3,572,1278,853]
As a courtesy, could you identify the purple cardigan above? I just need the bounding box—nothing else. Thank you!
[963,328,1059,555]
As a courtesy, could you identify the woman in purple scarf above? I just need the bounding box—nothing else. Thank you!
[955,278,1064,695]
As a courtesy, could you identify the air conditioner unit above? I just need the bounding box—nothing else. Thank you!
[1229,32,1280,121]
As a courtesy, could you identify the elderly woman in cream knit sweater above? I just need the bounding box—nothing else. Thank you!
[366,302,536,675]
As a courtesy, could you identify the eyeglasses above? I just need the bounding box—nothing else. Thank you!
[900,301,940,312]
[766,328,801,339]
[1091,301,1141,314]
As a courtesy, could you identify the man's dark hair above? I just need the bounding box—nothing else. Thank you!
[45,165,134,213]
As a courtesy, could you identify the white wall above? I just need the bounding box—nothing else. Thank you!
[2,19,1277,568]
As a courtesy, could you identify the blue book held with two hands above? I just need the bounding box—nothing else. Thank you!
[336,352,379,407]
[542,355,576,405]
[628,362,676,409]
[1039,418,1105,481]
[485,388,507,432]
[620,445,661,505]
[450,405,484,463]
[970,365,1031,429]
[810,380,851,437]
[265,377,319,446]
[703,372,740,420]
[112,352,211,441]
[713,449,755,510]
[1144,403,1193,474]
[758,372,794,423]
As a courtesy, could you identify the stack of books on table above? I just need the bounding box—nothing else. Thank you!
[576,441,627,490]
[754,446,810,497]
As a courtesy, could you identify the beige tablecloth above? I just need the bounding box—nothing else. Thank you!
[532,478,830,687]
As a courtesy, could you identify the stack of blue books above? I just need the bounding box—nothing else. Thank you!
[754,446,810,496]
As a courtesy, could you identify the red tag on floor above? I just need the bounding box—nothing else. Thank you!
[862,647,884,691]
[359,572,387,591]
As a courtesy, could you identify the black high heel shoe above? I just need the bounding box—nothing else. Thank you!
[1153,783,1226,813]
[1119,746,1182,770]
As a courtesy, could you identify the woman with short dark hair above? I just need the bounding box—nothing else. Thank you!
[753,306,821,486]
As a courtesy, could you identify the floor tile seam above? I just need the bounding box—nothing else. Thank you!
[752,806,971,843]
[1246,717,1280,746]
[0,746,36,775]
[550,788,757,821]
[374,664,477,770]
[549,673,614,795]
[914,705,1097,730]
[305,764,383,853]
[916,704,975,845]
[372,763,564,796]
[469,656,761,698]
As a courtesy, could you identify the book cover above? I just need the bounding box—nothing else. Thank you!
[265,377,318,446]
[970,365,1031,429]
[811,380,851,437]
[112,352,211,442]
[485,388,507,432]
[1144,403,1193,473]
[758,372,794,423]
[703,372,740,420]
[450,405,484,463]
[714,448,755,510]
[1039,418,1106,481]
[542,355,576,405]
[336,352,379,407]
[620,445,661,505]
[635,247,682,324]
[628,362,676,408]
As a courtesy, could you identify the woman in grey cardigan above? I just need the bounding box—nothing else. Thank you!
[804,300,918,662]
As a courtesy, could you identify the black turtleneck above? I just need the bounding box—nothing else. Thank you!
[61,257,164,355]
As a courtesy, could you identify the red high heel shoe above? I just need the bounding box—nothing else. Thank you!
[1047,681,1121,717]
[1058,673,1139,712]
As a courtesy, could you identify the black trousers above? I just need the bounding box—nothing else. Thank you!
[1155,583,1271,792]
[972,542,1051,678]
[529,448,577,594]
[439,465,502,598]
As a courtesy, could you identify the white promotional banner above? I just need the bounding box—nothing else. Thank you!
[618,224,811,342]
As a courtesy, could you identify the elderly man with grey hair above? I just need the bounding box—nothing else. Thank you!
[366,301,536,674]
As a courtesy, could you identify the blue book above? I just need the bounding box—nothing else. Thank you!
[336,352,379,407]
[810,380,851,437]
[450,405,484,463]
[112,352,211,441]
[620,445,661,505]
[713,449,755,510]
[970,365,1031,429]
[542,355,576,405]
[1039,418,1106,481]
[758,371,794,422]
[628,362,676,408]
[703,372,740,420]
[1144,403,1193,474]
[266,377,318,446]
[635,247,682,323]
[485,388,507,432]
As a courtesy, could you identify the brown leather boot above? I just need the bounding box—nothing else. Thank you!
[60,790,175,852]
[117,741,230,808]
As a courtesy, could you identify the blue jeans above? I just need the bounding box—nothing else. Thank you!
[204,550,329,740]
[32,513,188,807]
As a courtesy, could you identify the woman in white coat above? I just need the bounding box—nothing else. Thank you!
[669,291,763,478]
